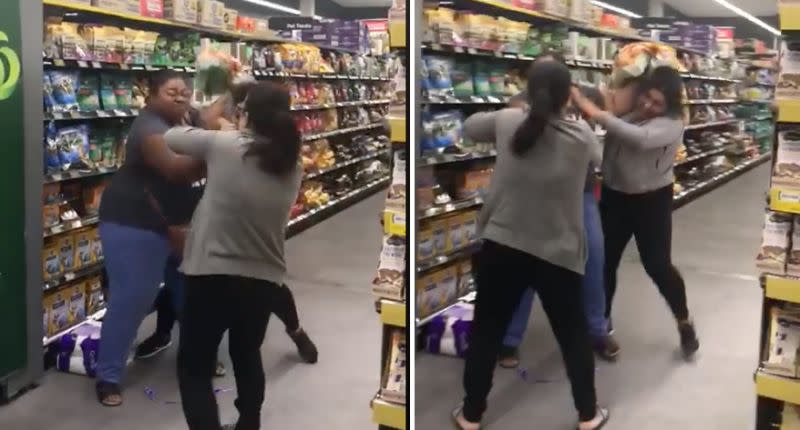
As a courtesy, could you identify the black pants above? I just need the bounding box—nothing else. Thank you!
[178,275,282,430]
[156,281,300,336]
[462,240,597,422]
[600,185,689,321]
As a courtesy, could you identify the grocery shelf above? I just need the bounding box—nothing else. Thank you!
[286,176,390,238]
[45,108,139,121]
[764,275,800,305]
[44,58,196,73]
[45,166,118,184]
[254,70,391,81]
[291,100,391,111]
[681,73,741,83]
[43,307,106,347]
[43,215,99,238]
[673,152,771,208]
[423,97,509,105]
[684,99,739,105]
[756,371,800,405]
[380,300,406,328]
[675,146,730,166]
[372,395,406,429]
[778,99,800,123]
[305,150,391,180]
[780,3,800,31]
[422,42,536,60]
[419,149,497,167]
[389,116,406,143]
[418,197,484,220]
[417,241,480,274]
[43,259,105,293]
[416,290,475,327]
[684,119,739,130]
[303,123,384,142]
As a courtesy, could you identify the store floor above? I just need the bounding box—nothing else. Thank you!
[0,193,386,430]
[416,164,769,430]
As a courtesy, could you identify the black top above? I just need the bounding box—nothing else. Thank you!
[99,108,204,231]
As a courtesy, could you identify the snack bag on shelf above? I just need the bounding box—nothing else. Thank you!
[381,330,407,404]
[764,305,800,378]
[779,41,800,100]
[372,235,405,301]
[47,289,70,336]
[457,259,473,297]
[60,22,92,61]
[774,129,800,188]
[424,302,473,358]
[43,239,62,282]
[90,227,104,261]
[50,71,80,112]
[756,210,792,275]
[67,282,87,326]
[85,276,105,315]
[77,74,101,111]
[59,234,77,274]
[74,229,94,269]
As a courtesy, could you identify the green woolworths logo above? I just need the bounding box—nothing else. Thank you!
[0,30,20,101]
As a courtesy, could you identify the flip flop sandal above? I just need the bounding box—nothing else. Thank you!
[497,346,519,369]
[577,407,610,430]
[451,406,482,430]
[96,381,123,407]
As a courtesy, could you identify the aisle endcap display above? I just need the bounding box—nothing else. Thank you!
[764,275,800,305]
[780,3,800,31]
[778,99,800,123]
[380,299,406,328]
[757,371,800,406]
[372,396,407,429]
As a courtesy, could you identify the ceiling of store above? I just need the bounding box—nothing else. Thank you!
[663,0,776,17]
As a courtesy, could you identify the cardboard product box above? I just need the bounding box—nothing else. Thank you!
[139,0,164,18]
[92,0,139,14]
[416,272,438,319]
[43,239,61,281]
[90,227,104,262]
[198,0,225,28]
[59,233,77,274]
[223,8,239,32]
[430,218,448,254]
[763,306,800,378]
[446,215,465,250]
[163,0,198,24]
[418,223,435,261]
[46,289,70,337]
[756,211,792,274]
[67,282,87,326]
[73,229,94,269]
[461,211,478,243]
[85,276,105,315]
[457,259,473,296]
[417,266,458,319]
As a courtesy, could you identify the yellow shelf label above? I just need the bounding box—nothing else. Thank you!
[771,188,800,214]
[384,210,406,237]
[766,276,800,304]
[757,372,800,405]
[380,300,406,328]
[781,4,800,30]
[372,398,406,429]
[389,117,406,143]
[778,99,800,123]
[389,21,407,48]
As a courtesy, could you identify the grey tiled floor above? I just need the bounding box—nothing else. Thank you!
[415,164,769,430]
[0,193,386,430]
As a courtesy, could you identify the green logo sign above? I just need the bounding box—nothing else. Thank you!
[0,30,20,101]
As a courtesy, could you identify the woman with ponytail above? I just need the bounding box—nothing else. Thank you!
[165,82,302,430]
[453,60,609,430]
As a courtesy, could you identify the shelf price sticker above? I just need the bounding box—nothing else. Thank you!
[771,188,800,214]
[384,210,406,237]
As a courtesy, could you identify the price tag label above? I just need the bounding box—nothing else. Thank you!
[772,188,800,214]
[96,110,110,118]
[91,61,102,69]
[64,272,76,282]
[50,225,64,235]
[467,48,478,54]
[454,46,465,53]
[77,60,89,68]
[145,65,158,71]
[69,111,82,119]
[113,109,126,117]
[54,59,66,67]
[119,63,129,70]
[50,173,63,182]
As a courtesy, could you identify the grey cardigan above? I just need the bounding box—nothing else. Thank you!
[464,108,601,275]
[165,127,302,285]
[598,114,684,194]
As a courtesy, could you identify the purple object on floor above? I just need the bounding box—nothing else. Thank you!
[425,303,473,358]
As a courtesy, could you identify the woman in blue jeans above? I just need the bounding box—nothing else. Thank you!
[499,85,620,368]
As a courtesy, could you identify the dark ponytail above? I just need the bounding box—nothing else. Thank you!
[243,82,301,177]
[511,61,572,156]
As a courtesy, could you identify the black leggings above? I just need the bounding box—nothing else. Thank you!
[155,280,300,336]
[178,274,282,430]
[462,240,597,422]
[600,185,689,321]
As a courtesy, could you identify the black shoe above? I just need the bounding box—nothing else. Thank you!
[593,335,620,362]
[678,320,700,357]
[498,345,520,369]
[134,333,172,359]
[289,327,318,364]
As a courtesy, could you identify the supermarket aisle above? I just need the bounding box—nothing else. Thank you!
[0,193,385,430]
[416,164,769,430]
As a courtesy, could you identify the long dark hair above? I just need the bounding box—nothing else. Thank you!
[243,82,301,177]
[640,66,684,118]
[511,60,572,156]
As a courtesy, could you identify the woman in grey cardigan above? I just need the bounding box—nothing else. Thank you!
[453,60,609,430]
[165,82,302,430]
[571,66,699,358]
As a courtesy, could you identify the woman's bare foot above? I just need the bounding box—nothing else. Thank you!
[578,407,609,430]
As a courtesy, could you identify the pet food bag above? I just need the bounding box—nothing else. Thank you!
[756,210,792,274]
[424,302,473,358]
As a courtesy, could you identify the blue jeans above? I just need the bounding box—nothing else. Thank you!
[96,222,170,384]
[503,191,608,346]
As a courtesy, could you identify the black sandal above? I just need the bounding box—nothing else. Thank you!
[96,381,122,407]
[498,345,519,369]
[451,406,482,430]
[577,407,610,430]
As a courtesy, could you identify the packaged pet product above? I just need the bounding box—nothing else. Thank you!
[420,110,463,152]
[381,330,407,404]
[47,289,70,336]
[488,65,507,97]
[83,182,106,216]
[472,62,490,97]
[55,320,102,377]
[100,74,118,110]
[49,71,80,112]
[67,282,87,326]
[43,239,62,281]
[90,227,104,261]
[417,272,438,319]
[424,302,473,358]
[386,150,407,212]
[779,41,800,100]
[457,259,472,297]
[198,0,225,28]
[55,125,90,171]
[59,234,77,274]
[223,8,239,31]
[782,402,800,429]
[114,76,134,108]
[462,210,478,243]
[424,56,455,98]
[43,73,57,113]
[430,217,448,255]
[756,210,792,274]
[59,22,91,61]
[763,305,800,378]
[418,222,435,261]
[43,301,50,338]
[775,129,800,188]
[164,0,199,24]
[372,235,405,301]
[451,60,475,99]
[418,267,458,319]
[73,229,94,269]
[76,74,101,111]
[85,276,105,315]
[446,214,465,250]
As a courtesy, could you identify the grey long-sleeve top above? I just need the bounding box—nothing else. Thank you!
[164,127,302,285]
[598,114,684,194]
[464,108,601,275]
